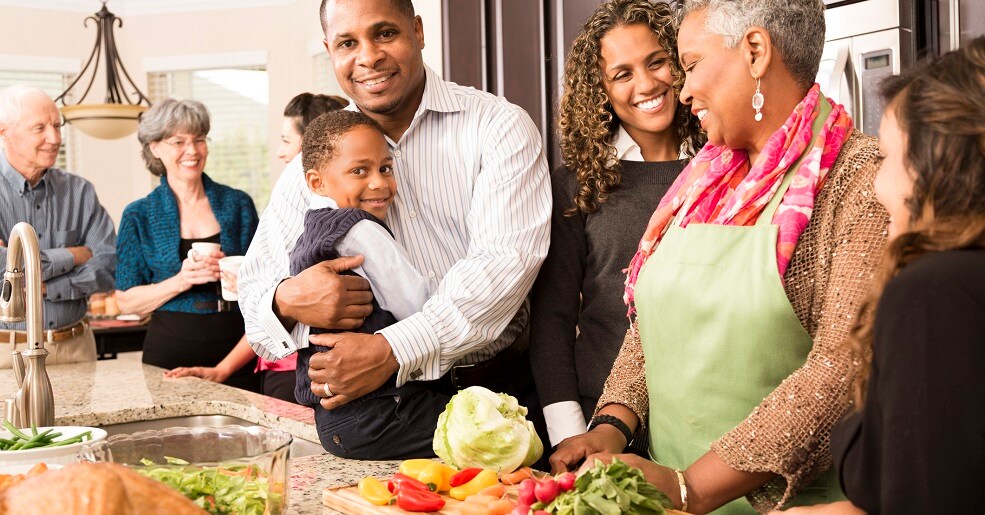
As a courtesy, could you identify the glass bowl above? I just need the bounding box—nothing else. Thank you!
[78,425,291,514]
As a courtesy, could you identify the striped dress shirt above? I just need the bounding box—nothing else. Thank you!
[0,151,116,330]
[239,66,551,386]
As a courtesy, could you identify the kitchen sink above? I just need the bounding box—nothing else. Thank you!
[99,415,325,457]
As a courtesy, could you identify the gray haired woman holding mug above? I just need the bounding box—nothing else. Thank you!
[115,98,260,392]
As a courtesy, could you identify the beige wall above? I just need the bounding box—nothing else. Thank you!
[0,0,443,225]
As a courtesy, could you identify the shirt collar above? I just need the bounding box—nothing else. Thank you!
[0,150,44,196]
[611,124,644,162]
[308,192,340,210]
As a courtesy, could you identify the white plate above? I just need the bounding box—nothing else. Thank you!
[0,426,107,472]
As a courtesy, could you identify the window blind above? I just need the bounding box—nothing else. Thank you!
[0,70,77,171]
[147,66,270,209]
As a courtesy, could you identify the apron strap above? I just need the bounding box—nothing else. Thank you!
[757,94,833,226]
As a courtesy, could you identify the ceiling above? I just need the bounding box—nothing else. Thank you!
[0,0,295,15]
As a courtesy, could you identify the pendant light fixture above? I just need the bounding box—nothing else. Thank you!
[55,1,151,140]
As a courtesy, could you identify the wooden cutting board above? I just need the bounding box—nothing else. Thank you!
[322,483,690,514]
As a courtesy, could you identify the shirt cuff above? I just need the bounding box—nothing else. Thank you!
[44,248,75,279]
[543,401,589,447]
[376,311,440,387]
[258,285,301,359]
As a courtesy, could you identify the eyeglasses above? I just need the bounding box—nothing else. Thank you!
[160,136,211,150]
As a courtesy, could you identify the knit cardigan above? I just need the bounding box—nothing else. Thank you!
[116,173,258,313]
[596,131,889,511]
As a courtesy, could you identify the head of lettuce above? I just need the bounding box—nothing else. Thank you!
[432,386,544,473]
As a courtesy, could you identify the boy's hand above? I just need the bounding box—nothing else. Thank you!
[274,256,374,329]
[307,332,399,409]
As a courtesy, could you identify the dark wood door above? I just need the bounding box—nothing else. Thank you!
[443,0,604,168]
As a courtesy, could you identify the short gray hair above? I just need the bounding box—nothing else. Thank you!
[137,98,210,176]
[683,0,826,89]
[0,85,52,125]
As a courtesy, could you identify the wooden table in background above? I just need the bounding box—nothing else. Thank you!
[90,317,149,359]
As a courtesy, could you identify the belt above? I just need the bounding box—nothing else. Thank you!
[193,300,235,312]
[1,319,89,345]
[445,324,531,390]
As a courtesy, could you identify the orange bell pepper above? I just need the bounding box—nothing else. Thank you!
[448,469,500,501]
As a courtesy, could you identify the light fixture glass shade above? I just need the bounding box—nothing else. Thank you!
[60,104,147,140]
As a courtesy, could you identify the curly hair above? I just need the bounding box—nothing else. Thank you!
[302,110,385,172]
[558,0,704,214]
[848,37,985,406]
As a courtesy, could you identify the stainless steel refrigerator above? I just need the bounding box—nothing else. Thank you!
[818,0,985,135]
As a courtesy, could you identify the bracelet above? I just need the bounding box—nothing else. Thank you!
[588,414,633,445]
[675,469,689,512]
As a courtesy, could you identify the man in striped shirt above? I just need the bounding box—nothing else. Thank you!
[239,0,551,458]
[0,86,116,366]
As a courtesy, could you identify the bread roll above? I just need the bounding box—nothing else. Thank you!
[0,462,206,515]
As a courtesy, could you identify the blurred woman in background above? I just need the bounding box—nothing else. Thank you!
[529,0,703,450]
[166,92,348,402]
[275,92,348,163]
[116,99,260,392]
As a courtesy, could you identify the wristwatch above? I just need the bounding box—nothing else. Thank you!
[588,414,633,445]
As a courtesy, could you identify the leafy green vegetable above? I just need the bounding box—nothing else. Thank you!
[538,458,674,515]
[432,386,543,473]
[136,458,283,515]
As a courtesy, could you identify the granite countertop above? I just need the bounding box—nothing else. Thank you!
[0,354,402,514]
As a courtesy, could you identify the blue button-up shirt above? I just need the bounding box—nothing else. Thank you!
[0,151,116,329]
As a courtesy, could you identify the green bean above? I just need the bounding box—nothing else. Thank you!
[3,420,30,440]
[0,422,93,451]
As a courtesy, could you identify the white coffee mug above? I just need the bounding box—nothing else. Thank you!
[218,256,245,301]
[191,241,221,257]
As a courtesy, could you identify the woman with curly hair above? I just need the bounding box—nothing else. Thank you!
[777,38,985,515]
[529,0,704,449]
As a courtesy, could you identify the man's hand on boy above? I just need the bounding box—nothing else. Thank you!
[307,332,399,409]
[274,255,374,329]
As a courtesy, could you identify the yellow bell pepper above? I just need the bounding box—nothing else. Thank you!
[448,469,500,501]
[357,476,393,506]
[398,459,456,492]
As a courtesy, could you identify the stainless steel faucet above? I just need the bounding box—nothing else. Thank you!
[0,222,54,427]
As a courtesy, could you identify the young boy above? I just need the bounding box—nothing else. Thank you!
[291,111,432,454]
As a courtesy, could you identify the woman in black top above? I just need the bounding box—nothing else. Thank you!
[529,0,704,449]
[775,37,985,515]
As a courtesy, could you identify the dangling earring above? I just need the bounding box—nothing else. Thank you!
[752,78,764,122]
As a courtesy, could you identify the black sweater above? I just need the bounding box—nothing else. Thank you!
[832,248,985,514]
[529,159,685,420]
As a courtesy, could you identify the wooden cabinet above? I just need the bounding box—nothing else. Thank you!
[442,0,605,168]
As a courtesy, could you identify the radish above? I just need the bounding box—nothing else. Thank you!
[534,478,560,504]
[556,472,576,492]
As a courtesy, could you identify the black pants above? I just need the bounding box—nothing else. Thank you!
[305,346,546,461]
[261,370,300,404]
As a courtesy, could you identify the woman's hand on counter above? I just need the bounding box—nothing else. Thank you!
[164,365,232,383]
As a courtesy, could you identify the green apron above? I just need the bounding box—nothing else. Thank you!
[634,99,842,513]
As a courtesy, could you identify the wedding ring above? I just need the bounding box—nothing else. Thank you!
[322,382,333,397]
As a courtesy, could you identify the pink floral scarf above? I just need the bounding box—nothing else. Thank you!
[624,85,853,319]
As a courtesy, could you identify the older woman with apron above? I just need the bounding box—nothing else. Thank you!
[549,0,889,513]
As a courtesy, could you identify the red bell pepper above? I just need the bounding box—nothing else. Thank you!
[449,467,483,487]
[396,487,447,512]
[388,473,430,494]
